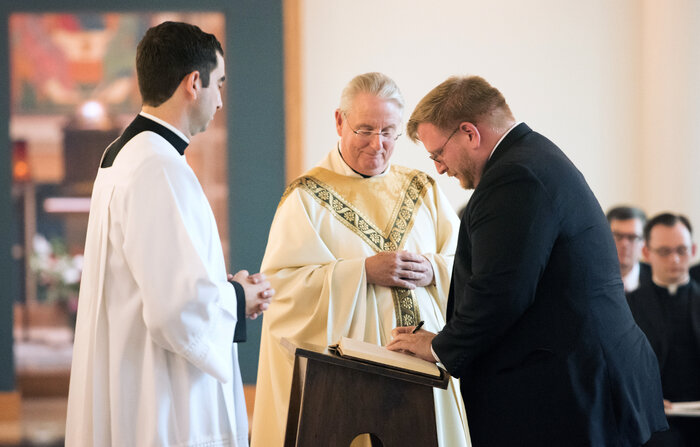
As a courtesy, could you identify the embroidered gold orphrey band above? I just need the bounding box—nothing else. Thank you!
[283,169,433,327]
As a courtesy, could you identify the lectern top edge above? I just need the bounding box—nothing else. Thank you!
[280,337,449,389]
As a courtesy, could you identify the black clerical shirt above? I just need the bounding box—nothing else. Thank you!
[654,283,700,402]
[627,281,700,403]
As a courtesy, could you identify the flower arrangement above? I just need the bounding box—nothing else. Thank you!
[29,234,83,326]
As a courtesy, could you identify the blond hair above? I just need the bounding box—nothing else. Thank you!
[339,72,405,115]
[407,75,513,142]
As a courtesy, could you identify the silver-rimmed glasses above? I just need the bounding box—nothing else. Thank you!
[344,113,402,141]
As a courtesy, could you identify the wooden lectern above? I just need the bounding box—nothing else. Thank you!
[281,338,449,446]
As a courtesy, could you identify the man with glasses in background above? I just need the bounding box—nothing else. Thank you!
[627,213,700,446]
[607,206,651,292]
[251,72,469,446]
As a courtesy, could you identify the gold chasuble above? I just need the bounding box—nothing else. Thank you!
[252,148,470,447]
[283,166,431,327]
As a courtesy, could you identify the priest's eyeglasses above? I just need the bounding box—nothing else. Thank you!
[344,114,402,141]
[648,245,691,257]
[428,126,460,162]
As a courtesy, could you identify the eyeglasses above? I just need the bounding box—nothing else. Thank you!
[344,113,402,141]
[648,246,691,257]
[428,126,460,162]
[612,232,643,243]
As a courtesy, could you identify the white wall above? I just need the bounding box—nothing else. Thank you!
[640,0,700,230]
[298,0,699,247]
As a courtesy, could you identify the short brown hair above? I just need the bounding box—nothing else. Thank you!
[407,75,512,142]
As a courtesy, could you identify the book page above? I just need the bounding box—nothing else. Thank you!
[334,337,441,378]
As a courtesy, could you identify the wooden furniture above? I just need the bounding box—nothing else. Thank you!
[281,338,448,446]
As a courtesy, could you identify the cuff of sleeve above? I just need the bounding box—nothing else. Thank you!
[181,280,237,383]
[230,280,247,343]
[430,343,441,363]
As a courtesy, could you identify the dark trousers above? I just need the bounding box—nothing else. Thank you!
[644,417,700,447]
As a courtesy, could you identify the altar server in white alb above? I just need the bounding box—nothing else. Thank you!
[252,72,470,446]
[66,21,273,447]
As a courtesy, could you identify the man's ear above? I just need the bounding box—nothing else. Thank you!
[182,71,200,99]
[642,245,650,260]
[461,122,481,148]
[334,109,344,137]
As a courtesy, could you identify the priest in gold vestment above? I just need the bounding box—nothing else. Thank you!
[251,73,470,446]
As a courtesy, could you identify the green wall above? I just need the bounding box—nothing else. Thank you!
[0,0,285,390]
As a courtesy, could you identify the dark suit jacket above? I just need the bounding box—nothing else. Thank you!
[433,123,667,447]
[626,280,700,384]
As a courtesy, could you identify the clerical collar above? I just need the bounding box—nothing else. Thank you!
[651,277,690,296]
[336,142,388,178]
[139,111,190,144]
[100,114,189,168]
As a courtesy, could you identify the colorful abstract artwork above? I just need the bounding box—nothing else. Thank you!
[10,13,154,114]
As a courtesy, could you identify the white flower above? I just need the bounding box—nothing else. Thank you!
[33,234,52,257]
[62,266,81,285]
[72,254,84,271]
[29,233,83,303]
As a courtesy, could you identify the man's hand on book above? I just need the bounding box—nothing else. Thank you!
[387,326,437,363]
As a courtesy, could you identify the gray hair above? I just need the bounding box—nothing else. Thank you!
[339,72,405,115]
[606,206,647,224]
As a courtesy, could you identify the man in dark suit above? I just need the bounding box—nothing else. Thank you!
[388,75,667,446]
[627,213,700,447]
[607,206,652,292]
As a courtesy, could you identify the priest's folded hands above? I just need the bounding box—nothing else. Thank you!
[228,270,275,319]
[364,250,435,289]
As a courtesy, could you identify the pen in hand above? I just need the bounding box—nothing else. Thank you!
[412,320,425,334]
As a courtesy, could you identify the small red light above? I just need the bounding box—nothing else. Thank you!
[12,140,31,182]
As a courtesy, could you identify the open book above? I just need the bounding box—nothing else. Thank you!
[330,336,442,378]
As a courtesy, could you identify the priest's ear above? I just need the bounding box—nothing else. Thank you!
[334,109,344,137]
[182,70,201,100]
